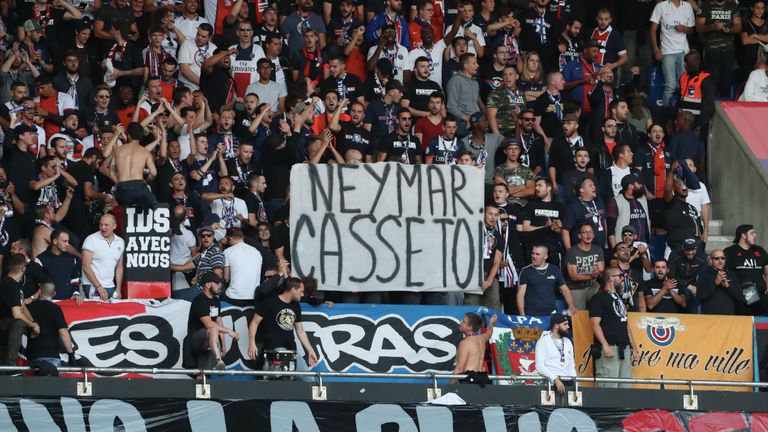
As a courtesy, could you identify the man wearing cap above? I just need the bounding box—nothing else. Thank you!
[535,315,576,395]
[493,139,534,207]
[669,237,706,304]
[365,0,410,49]
[605,173,650,248]
[364,78,403,141]
[19,20,54,76]
[366,24,410,83]
[53,50,94,111]
[613,238,648,312]
[562,40,603,113]
[281,0,326,55]
[725,225,768,315]
[35,74,76,140]
[463,111,505,187]
[173,225,224,297]
[187,272,239,370]
[590,267,639,387]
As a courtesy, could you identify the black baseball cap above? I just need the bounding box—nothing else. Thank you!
[682,238,700,251]
[733,224,754,243]
[621,174,643,190]
[200,272,222,285]
[550,314,569,329]
[14,123,37,135]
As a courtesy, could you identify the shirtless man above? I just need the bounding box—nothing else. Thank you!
[110,122,158,211]
[452,312,497,384]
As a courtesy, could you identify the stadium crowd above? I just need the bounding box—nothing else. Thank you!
[0,0,766,374]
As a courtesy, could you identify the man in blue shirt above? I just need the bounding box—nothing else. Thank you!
[517,243,577,316]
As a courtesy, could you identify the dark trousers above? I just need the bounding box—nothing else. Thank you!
[703,49,736,98]
[0,319,26,366]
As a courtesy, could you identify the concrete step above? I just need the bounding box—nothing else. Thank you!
[706,235,732,253]
[709,219,724,237]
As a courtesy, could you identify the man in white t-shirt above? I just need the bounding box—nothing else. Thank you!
[174,0,210,42]
[408,26,446,85]
[222,227,262,306]
[203,176,249,229]
[81,214,125,300]
[245,58,286,113]
[169,205,197,296]
[178,23,217,91]
[650,0,695,106]
[740,64,768,102]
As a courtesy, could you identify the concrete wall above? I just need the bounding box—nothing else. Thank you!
[708,103,768,241]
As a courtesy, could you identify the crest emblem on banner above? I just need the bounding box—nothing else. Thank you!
[638,316,685,347]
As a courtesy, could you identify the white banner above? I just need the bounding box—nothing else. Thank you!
[290,163,484,292]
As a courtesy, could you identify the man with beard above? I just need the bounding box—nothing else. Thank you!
[203,176,248,230]
[562,177,606,251]
[669,237,706,302]
[47,111,84,164]
[642,258,688,313]
[35,74,76,140]
[535,315,576,395]
[609,98,641,150]
[487,66,526,139]
[333,100,373,161]
[698,249,743,315]
[321,56,364,105]
[606,174,650,249]
[463,112,505,188]
[561,148,596,207]
[589,9,627,72]
[207,107,238,160]
[493,140,534,207]
[588,66,639,142]
[590,267,639,387]
[562,40,603,113]
[514,109,546,175]
[64,147,104,242]
[244,173,268,231]
[312,90,348,139]
[282,0,326,55]
[367,24,410,83]
[407,26,445,85]
[634,124,672,200]
[522,178,564,265]
[543,18,582,73]
[518,0,555,55]
[364,79,403,145]
[613,238,647,312]
[725,225,768,316]
[200,47,238,114]
[401,57,441,118]
[414,92,445,155]
[52,51,94,112]
[225,142,257,198]
[565,222,604,309]
[187,272,239,370]
[379,110,422,164]
[0,82,29,135]
[548,112,593,200]
[663,162,702,254]
[365,0,410,48]
[178,23,217,92]
[464,204,503,310]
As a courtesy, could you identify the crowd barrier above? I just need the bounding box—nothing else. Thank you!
[29,300,763,391]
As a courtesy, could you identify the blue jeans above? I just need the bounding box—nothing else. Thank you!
[83,284,117,299]
[661,52,685,107]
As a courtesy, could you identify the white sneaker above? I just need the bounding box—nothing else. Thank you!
[214,360,225,370]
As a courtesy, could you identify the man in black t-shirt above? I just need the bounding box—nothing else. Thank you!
[26,282,77,374]
[522,178,565,265]
[247,277,318,371]
[642,258,688,314]
[589,267,639,388]
[335,102,374,161]
[186,272,240,370]
[402,57,441,118]
[377,110,422,163]
[724,224,768,316]
[0,255,39,365]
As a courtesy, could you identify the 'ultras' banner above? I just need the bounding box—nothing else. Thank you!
[572,311,754,390]
[289,163,484,292]
[123,205,171,298]
[2,398,768,431]
[53,300,492,377]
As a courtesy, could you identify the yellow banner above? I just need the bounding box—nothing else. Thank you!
[572,311,754,391]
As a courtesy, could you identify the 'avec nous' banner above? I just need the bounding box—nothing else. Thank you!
[572,311,755,391]
[289,163,485,293]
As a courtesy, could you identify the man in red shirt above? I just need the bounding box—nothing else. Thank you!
[414,92,445,153]
[35,74,76,140]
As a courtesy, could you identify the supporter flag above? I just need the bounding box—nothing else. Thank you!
[486,313,550,385]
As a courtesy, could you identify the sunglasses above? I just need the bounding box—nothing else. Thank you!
[200,232,213,238]
[711,256,726,260]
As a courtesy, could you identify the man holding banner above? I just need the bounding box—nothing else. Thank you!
[464,204,503,310]
[589,267,639,388]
